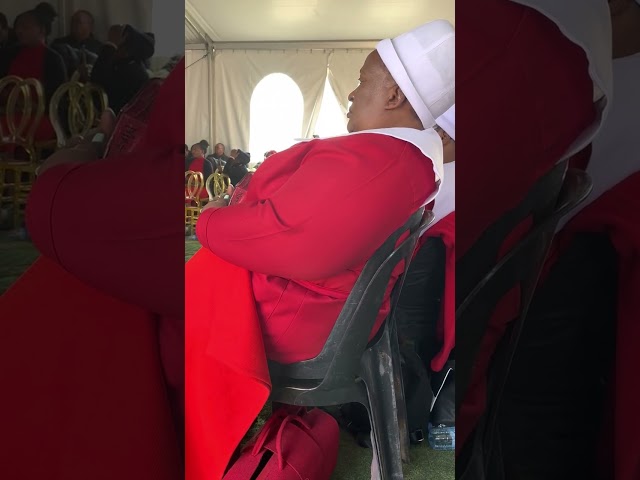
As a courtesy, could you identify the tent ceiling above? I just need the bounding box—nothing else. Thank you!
[185,0,454,44]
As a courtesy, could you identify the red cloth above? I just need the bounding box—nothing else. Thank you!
[186,248,271,480]
[196,134,437,363]
[456,0,597,451]
[419,211,455,372]
[554,172,640,480]
[0,59,186,478]
[8,44,46,80]
[0,256,182,480]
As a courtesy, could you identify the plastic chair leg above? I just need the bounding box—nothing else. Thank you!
[361,329,405,480]
[388,318,411,464]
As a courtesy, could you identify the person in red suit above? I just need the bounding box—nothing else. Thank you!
[185,143,215,201]
[0,58,185,479]
[186,20,455,480]
[0,5,66,153]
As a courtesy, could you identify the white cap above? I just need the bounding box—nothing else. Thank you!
[436,104,455,141]
[376,20,455,129]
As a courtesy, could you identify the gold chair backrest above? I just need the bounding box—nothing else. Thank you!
[205,172,231,199]
[49,81,108,148]
[185,170,204,204]
[0,76,45,160]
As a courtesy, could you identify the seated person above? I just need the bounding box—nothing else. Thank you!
[208,142,230,170]
[187,22,454,480]
[0,6,66,146]
[52,9,102,55]
[222,149,249,186]
[185,143,215,200]
[90,24,154,114]
[196,20,455,365]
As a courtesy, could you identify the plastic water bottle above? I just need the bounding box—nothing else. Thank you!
[428,423,455,450]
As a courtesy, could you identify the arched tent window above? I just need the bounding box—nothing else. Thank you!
[250,73,304,163]
[314,78,348,138]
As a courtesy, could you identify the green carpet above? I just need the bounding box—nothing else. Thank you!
[0,232,39,294]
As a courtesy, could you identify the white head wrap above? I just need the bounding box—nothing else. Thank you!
[376,20,455,129]
[436,104,455,141]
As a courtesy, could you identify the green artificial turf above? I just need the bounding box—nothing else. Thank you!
[0,232,39,294]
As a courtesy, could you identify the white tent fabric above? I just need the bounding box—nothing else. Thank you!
[184,47,375,149]
[184,0,454,149]
[185,50,212,150]
[211,49,329,150]
[327,49,373,114]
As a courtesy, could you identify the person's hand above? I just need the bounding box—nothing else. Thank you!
[76,62,90,83]
[107,25,126,46]
[36,109,117,176]
[202,196,229,211]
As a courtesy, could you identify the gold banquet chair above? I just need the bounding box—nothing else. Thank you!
[49,81,108,148]
[0,75,46,162]
[185,170,204,235]
[205,172,231,200]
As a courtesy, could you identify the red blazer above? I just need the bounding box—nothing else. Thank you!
[197,133,438,363]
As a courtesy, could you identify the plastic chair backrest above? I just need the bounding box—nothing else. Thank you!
[455,162,592,410]
[270,208,434,388]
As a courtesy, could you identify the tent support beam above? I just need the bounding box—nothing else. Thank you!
[210,40,377,51]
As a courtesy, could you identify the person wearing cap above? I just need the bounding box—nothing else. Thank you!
[186,20,454,479]
[222,148,250,186]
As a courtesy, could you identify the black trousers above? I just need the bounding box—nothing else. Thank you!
[495,232,618,480]
[395,236,447,367]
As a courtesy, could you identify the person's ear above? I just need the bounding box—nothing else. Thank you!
[386,84,408,110]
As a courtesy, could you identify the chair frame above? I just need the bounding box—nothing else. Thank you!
[49,80,108,148]
[0,76,46,162]
[269,208,434,480]
[456,166,593,480]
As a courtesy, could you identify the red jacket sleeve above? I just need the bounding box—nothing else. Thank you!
[26,146,184,318]
[196,141,437,280]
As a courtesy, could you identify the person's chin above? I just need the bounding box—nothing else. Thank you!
[347,119,355,133]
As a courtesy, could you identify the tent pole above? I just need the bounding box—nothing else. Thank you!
[58,0,68,38]
[207,42,215,147]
